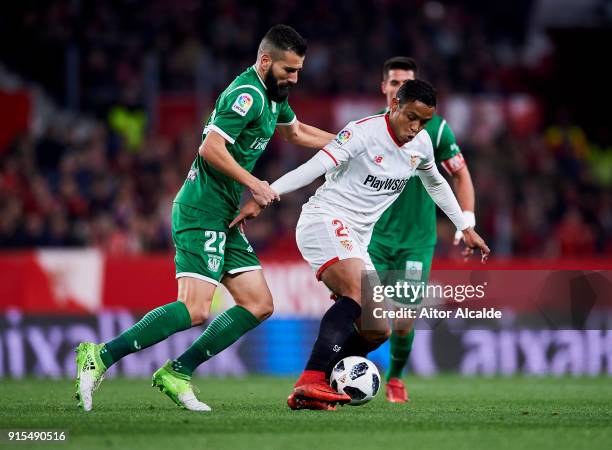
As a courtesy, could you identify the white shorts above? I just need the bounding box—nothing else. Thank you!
[296,211,375,280]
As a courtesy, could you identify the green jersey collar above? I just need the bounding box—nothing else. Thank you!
[251,65,267,90]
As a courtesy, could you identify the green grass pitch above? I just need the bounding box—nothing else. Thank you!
[0,376,610,450]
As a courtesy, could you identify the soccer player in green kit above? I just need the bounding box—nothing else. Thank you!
[74,25,336,412]
[369,57,477,403]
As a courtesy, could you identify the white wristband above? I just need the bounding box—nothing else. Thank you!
[462,211,476,229]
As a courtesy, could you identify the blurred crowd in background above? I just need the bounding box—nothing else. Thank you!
[0,0,610,258]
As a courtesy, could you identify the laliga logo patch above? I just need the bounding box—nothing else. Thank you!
[334,129,352,145]
[231,93,253,117]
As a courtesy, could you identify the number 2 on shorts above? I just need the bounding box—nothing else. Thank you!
[332,219,349,237]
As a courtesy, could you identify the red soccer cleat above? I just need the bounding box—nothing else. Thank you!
[293,382,352,404]
[287,393,337,411]
[385,378,409,403]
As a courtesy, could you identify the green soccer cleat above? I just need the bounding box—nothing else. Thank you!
[74,342,107,411]
[152,361,211,412]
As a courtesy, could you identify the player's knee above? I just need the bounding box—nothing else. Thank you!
[233,291,274,321]
[333,288,361,304]
[186,306,209,326]
[346,291,362,304]
[180,298,209,325]
[256,302,274,321]
[247,298,274,321]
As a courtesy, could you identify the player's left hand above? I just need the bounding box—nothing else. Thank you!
[229,199,263,232]
[460,227,490,263]
[453,211,476,245]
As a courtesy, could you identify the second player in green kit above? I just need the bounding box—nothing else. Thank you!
[368,57,476,403]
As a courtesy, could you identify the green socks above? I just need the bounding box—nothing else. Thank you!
[385,329,415,382]
[98,302,261,376]
[100,300,192,368]
[172,305,260,376]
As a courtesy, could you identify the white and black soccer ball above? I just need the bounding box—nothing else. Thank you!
[330,356,380,405]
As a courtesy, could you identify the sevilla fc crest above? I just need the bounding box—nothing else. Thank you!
[410,155,420,169]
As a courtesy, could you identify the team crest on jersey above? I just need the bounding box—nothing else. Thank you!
[410,155,420,169]
[374,155,383,164]
[405,260,423,281]
[231,93,253,117]
[334,129,352,145]
[206,254,222,272]
[186,168,198,182]
[340,239,353,252]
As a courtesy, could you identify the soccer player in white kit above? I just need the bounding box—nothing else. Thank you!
[231,80,490,410]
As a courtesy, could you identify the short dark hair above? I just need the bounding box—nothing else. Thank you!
[397,79,437,107]
[382,56,418,80]
[259,24,307,58]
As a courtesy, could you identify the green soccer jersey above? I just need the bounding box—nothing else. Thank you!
[370,111,462,249]
[174,65,296,227]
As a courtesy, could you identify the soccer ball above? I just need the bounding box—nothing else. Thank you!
[330,356,380,405]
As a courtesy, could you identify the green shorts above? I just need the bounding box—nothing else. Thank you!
[172,203,261,285]
[368,241,434,305]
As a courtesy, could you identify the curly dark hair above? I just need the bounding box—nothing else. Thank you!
[397,79,436,107]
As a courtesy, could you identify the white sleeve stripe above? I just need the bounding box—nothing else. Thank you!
[205,124,236,144]
[320,148,338,166]
[276,116,297,126]
[436,119,446,148]
[225,84,266,118]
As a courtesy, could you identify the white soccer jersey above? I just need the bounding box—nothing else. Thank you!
[303,113,435,244]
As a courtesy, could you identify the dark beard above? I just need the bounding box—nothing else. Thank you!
[264,69,293,102]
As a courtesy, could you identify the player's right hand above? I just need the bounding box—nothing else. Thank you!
[250,180,280,207]
[461,228,491,263]
[229,199,263,231]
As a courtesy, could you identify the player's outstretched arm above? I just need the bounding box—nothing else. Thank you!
[199,131,279,207]
[417,163,490,262]
[276,120,336,149]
